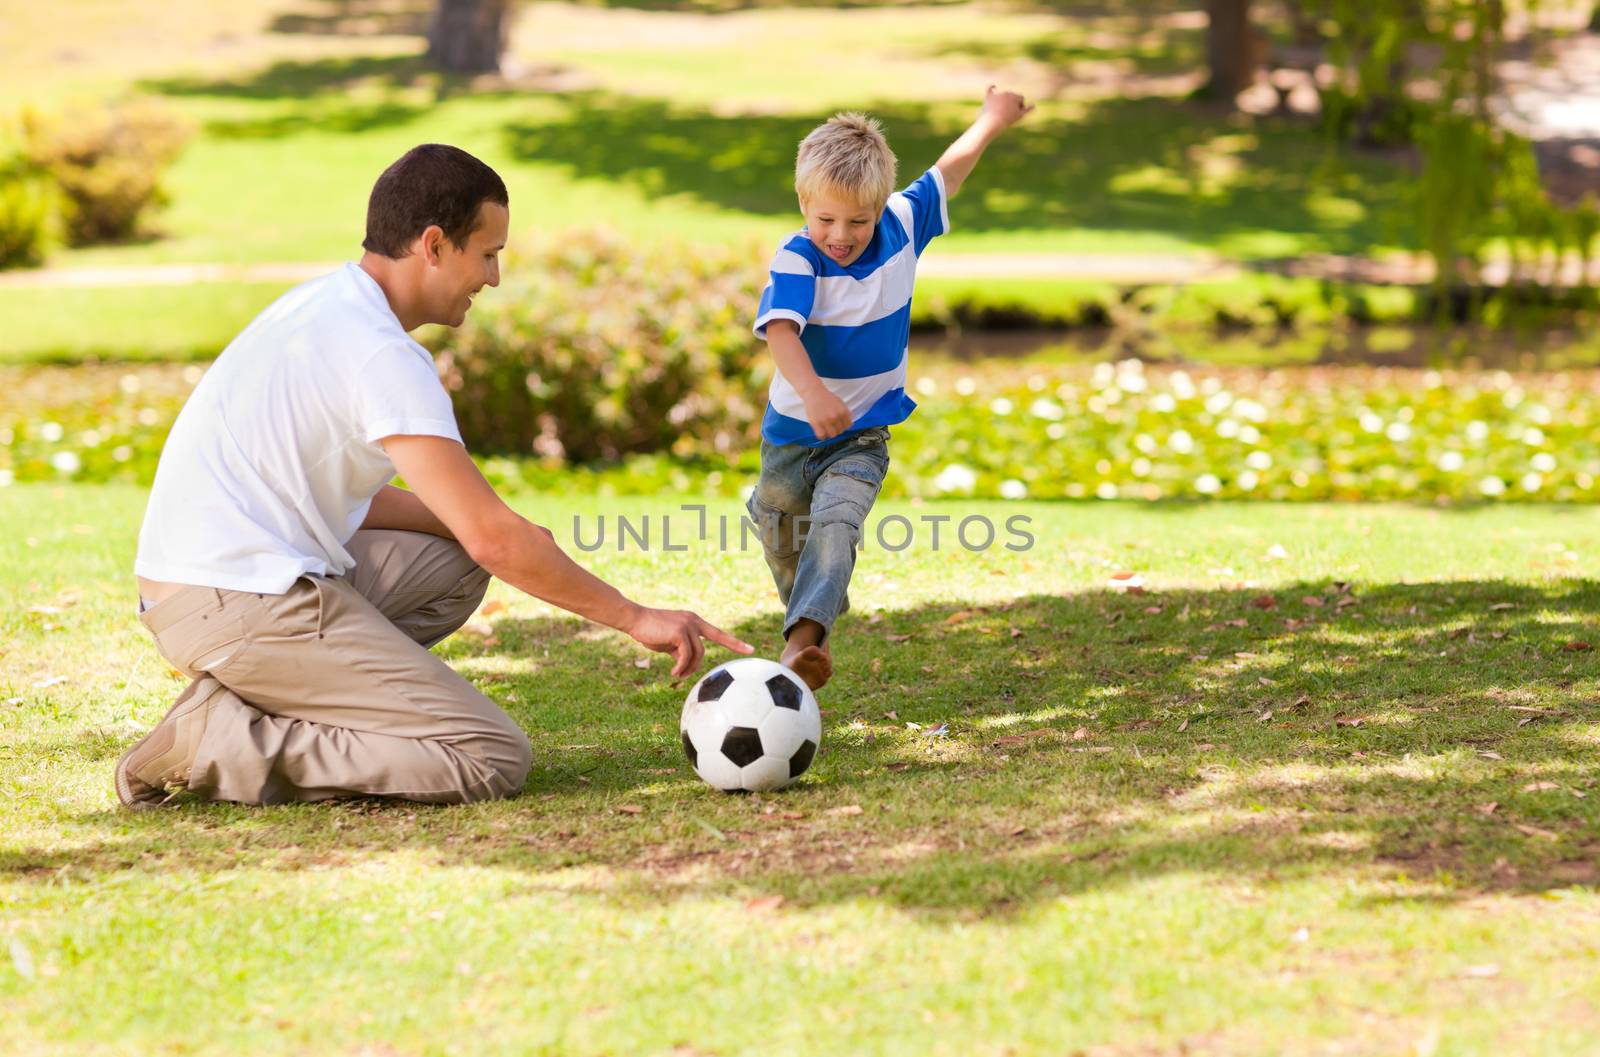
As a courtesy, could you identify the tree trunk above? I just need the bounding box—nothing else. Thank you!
[1203,0,1257,101]
[427,0,509,75]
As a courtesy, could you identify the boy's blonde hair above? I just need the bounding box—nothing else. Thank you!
[794,112,897,209]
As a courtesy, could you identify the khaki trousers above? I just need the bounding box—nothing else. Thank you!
[138,530,532,805]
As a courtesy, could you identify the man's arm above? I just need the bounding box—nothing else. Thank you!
[768,320,851,440]
[380,435,752,676]
[362,483,454,538]
[934,86,1034,199]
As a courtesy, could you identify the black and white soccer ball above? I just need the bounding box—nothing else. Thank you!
[680,658,821,792]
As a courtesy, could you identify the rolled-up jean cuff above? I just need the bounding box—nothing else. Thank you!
[783,608,837,643]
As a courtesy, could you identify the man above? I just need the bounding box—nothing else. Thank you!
[119,143,751,809]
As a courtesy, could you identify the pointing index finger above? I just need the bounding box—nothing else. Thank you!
[698,618,754,655]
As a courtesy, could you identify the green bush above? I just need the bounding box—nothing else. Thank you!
[20,98,190,246]
[430,230,769,462]
[0,130,56,269]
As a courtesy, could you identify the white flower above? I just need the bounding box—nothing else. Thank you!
[1478,476,1506,497]
[1523,427,1545,446]
[51,451,81,475]
[1528,403,1552,425]
[1237,470,1259,491]
[1238,425,1261,446]
[1216,418,1240,439]
[1194,473,1222,495]
[1169,371,1197,400]
[1095,482,1118,500]
[1168,430,1195,454]
[1437,451,1465,472]
[1134,433,1157,454]
[1046,423,1067,440]
[1385,422,1411,442]
[80,430,102,448]
[137,408,160,426]
[999,479,1027,500]
[1246,451,1272,471]
[1204,391,1234,415]
[112,445,133,463]
[915,377,937,396]
[1132,457,1152,477]
[1521,473,1543,492]
[1466,420,1490,442]
[1149,393,1177,413]
[182,365,205,385]
[119,374,142,394]
[0,469,12,487]
[1233,398,1267,423]
[1359,412,1383,434]
[954,377,977,397]
[934,464,977,493]
[39,422,64,443]
[1531,452,1556,473]
[1028,398,1065,421]
[990,397,1014,416]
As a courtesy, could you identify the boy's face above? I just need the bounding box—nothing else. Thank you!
[800,193,881,267]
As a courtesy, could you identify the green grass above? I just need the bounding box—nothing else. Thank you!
[4,484,1600,1054]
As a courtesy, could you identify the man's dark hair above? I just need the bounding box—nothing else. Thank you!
[362,144,508,259]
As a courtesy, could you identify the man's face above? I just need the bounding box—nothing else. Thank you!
[800,193,880,267]
[425,201,508,327]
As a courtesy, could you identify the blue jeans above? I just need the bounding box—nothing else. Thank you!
[746,426,890,643]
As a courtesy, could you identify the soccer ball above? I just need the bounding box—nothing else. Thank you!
[680,658,821,792]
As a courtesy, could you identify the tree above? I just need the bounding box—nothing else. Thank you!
[1202,0,1260,101]
[427,0,510,75]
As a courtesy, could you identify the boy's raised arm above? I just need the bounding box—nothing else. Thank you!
[935,86,1034,199]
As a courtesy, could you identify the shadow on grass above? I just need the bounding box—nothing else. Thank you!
[6,578,1599,916]
[268,0,432,37]
[502,93,1409,254]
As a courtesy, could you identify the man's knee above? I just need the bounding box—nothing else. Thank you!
[468,719,532,802]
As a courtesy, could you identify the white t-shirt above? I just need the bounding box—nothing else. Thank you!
[135,263,464,594]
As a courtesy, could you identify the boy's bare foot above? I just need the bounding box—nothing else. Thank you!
[782,645,832,691]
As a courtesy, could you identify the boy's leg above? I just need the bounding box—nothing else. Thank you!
[782,429,889,645]
[746,440,813,606]
[127,569,530,806]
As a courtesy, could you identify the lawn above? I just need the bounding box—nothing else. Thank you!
[4,484,1600,1055]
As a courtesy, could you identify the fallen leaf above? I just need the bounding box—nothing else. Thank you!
[1251,595,1277,610]
[1335,716,1364,727]
[1489,603,1516,611]
[886,634,912,643]
[886,762,911,772]
[1009,627,1024,639]
[1257,709,1274,723]
[827,804,864,817]
[1292,695,1311,707]
[616,804,643,815]
[992,735,1028,747]
[1177,718,1189,732]
[1476,802,1498,815]
[480,600,507,617]
[1196,742,1217,750]
[1266,543,1289,559]
[1300,595,1324,608]
[1563,641,1593,652]
[883,710,898,721]
[1521,781,1559,792]
[1071,727,1090,741]
[31,676,65,689]
[779,811,805,820]
[1008,826,1028,837]
[1258,676,1277,686]
[944,610,973,625]
[1143,606,1163,615]
[921,722,950,737]
[1461,964,1501,979]
[1109,570,1138,581]
[745,894,785,912]
[633,658,651,669]
[1572,788,1588,799]
[1477,750,1504,760]
[1334,596,1358,608]
[1513,823,1559,840]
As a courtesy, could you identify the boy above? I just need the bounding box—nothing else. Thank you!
[748,87,1033,691]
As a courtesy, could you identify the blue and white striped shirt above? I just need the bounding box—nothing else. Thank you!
[753,166,949,447]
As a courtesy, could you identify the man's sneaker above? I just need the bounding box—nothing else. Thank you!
[115,681,218,810]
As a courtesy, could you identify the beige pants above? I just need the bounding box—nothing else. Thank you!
[138,530,532,805]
